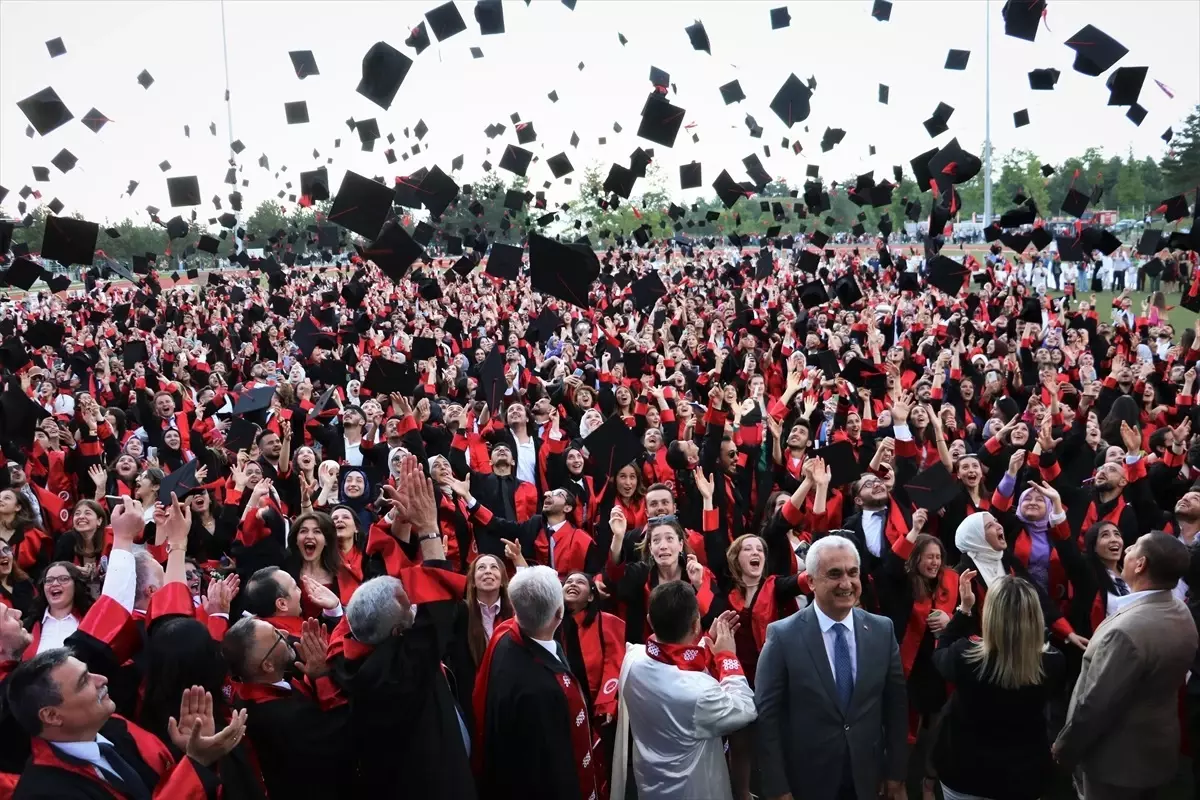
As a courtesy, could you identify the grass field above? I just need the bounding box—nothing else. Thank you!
[1044,288,1199,330]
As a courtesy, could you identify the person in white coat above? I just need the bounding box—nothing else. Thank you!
[611,582,757,800]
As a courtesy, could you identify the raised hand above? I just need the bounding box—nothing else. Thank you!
[1119,420,1142,454]
[1007,449,1026,477]
[301,574,341,610]
[910,508,928,534]
[1028,480,1062,511]
[686,553,705,589]
[395,455,438,533]
[692,467,714,501]
[294,618,331,679]
[110,496,146,545]
[706,609,740,655]
[501,538,527,568]
[958,569,977,612]
[167,686,248,767]
[609,505,628,541]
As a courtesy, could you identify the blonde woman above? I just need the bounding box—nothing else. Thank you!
[931,574,1064,800]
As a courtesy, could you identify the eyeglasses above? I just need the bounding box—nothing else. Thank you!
[0,544,12,558]
[43,575,73,586]
[260,629,289,673]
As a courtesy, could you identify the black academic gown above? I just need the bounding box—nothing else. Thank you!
[333,594,476,800]
[480,634,591,800]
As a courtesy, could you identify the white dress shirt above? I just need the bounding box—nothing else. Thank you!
[531,636,561,662]
[1110,588,1171,614]
[813,603,857,683]
[51,733,119,783]
[37,610,80,654]
[515,437,537,485]
[860,508,886,558]
[343,438,364,467]
[547,519,566,567]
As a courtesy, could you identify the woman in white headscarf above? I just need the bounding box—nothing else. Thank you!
[953,511,1080,644]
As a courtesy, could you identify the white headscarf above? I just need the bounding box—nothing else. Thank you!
[954,512,1006,588]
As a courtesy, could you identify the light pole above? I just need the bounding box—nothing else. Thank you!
[983,0,992,226]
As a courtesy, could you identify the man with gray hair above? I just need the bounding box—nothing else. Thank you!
[755,534,908,800]
[331,453,476,800]
[476,565,601,800]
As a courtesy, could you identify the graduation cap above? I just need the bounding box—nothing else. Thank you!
[329,171,393,239]
[367,358,419,397]
[1056,235,1085,262]
[137,69,154,88]
[46,37,66,57]
[812,441,859,488]
[1013,109,1030,128]
[630,272,667,311]
[1159,194,1191,222]
[770,6,790,28]
[284,101,309,124]
[1065,25,1128,76]
[638,94,685,148]
[1028,68,1060,91]
[871,0,892,21]
[904,462,959,510]
[1,381,51,447]
[769,73,812,127]
[158,459,202,503]
[426,1,467,40]
[1030,227,1053,252]
[51,149,77,174]
[583,414,644,478]
[529,233,599,307]
[289,50,319,78]
[17,87,73,136]
[1061,188,1089,219]
[1106,66,1147,106]
[232,386,276,416]
[720,80,746,104]
[713,170,747,209]
[499,145,533,177]
[1125,104,1147,126]
[405,22,431,54]
[363,222,424,282]
[485,242,523,281]
[878,84,889,104]
[122,340,149,369]
[685,19,710,53]
[944,49,970,70]
[41,216,99,267]
[798,279,829,309]
[0,339,31,373]
[356,41,413,110]
[832,274,863,306]
[926,254,968,295]
[223,418,259,453]
[841,357,888,396]
[476,0,505,34]
[167,176,201,207]
[679,161,702,190]
[4,258,43,291]
[1137,229,1163,256]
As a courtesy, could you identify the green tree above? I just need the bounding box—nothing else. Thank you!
[1022,154,1052,219]
[1141,156,1165,208]
[246,200,289,242]
[1160,104,1200,197]
[1115,149,1146,212]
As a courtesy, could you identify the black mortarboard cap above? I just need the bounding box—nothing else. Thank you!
[1013,109,1030,128]
[1018,297,1043,324]
[476,0,505,34]
[871,0,891,21]
[420,166,459,218]
[769,73,812,127]
[546,152,574,179]
[426,1,467,40]
[122,340,149,369]
[944,49,970,70]
[1160,194,1190,222]
[638,94,685,148]
[910,146,938,191]
[841,357,888,396]
[685,19,710,53]
[812,441,859,488]
[284,101,309,124]
[529,233,599,307]
[224,418,258,453]
[137,69,154,88]
[356,41,413,110]
[17,87,73,136]
[1028,68,1060,91]
[798,279,829,309]
[329,171,393,239]
[1,383,50,447]
[832,274,863,306]
[720,80,746,105]
[905,462,959,510]
[499,144,533,177]
[365,358,417,396]
[630,272,667,311]
[926,254,968,295]
[878,84,889,104]
[1066,25,1128,77]
[300,167,331,202]
[405,22,431,54]
[197,234,219,255]
[167,176,201,207]
[158,458,202,503]
[1056,235,1085,262]
[603,164,636,199]
[289,50,319,78]
[1125,104,1147,126]
[1061,188,1089,218]
[1137,229,1163,255]
[5,258,43,291]
[680,161,702,190]
[486,242,523,281]
[46,37,66,57]
[1030,227,1053,252]
[41,216,98,266]
[233,385,276,416]
[364,221,425,282]
[51,149,77,174]
[584,414,644,478]
[1002,0,1044,41]
[770,6,791,28]
[1106,66,1147,106]
[713,170,745,209]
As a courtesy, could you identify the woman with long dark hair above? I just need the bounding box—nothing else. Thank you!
[0,541,34,614]
[1058,520,1127,646]
[329,504,367,605]
[286,512,344,618]
[139,617,266,799]
[445,553,513,738]
[0,488,51,577]
[22,561,95,657]
[52,500,109,585]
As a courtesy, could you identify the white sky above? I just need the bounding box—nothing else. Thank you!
[2,0,1197,226]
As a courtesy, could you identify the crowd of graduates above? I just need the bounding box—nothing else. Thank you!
[0,231,1196,798]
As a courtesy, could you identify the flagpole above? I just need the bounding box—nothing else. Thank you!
[220,0,241,260]
[983,0,993,226]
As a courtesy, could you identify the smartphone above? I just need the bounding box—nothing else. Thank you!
[104,495,124,505]
[573,368,584,378]
[146,447,157,461]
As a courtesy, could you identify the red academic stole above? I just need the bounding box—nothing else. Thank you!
[899,569,959,677]
[726,575,790,652]
[1079,494,1126,548]
[472,619,601,800]
[574,610,627,718]
[644,636,746,681]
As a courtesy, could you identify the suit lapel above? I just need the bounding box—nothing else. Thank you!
[800,610,842,715]
[849,608,874,717]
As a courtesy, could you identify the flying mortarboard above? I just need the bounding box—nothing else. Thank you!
[16,87,73,136]
[720,80,746,105]
[356,41,413,110]
[769,73,812,127]
[485,242,523,281]
[289,50,319,78]
[871,0,892,21]
[1106,66,1147,106]
[944,49,970,70]
[1028,68,1060,90]
[329,171,393,239]
[685,19,710,53]
[167,176,201,207]
[1013,109,1030,128]
[583,414,644,478]
[1065,25,1128,76]
[158,459,202,503]
[905,462,959,510]
[284,101,309,124]
[528,233,599,307]
[41,216,99,267]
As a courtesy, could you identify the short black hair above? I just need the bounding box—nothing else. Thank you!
[241,566,287,617]
[221,617,261,681]
[1140,531,1191,588]
[6,648,71,735]
[648,581,699,644]
[255,429,278,447]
